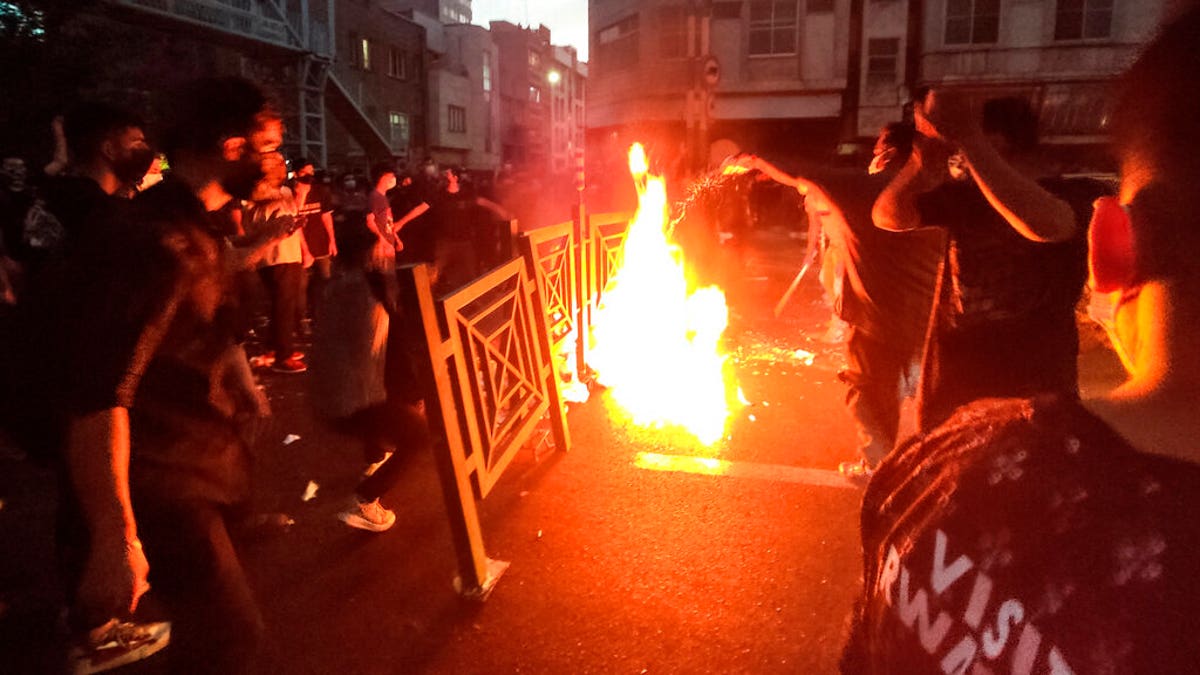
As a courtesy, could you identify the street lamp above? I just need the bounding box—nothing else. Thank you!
[547,70,561,85]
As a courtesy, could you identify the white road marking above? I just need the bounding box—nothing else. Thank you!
[633,452,858,490]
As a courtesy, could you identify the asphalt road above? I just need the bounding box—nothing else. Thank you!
[0,226,1124,674]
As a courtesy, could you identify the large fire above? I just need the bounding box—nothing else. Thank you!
[587,144,740,445]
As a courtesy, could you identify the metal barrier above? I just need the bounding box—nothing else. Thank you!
[400,210,632,598]
[399,260,569,597]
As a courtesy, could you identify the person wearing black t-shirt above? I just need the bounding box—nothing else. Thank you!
[394,167,510,292]
[874,93,1109,432]
[738,124,944,478]
[43,78,281,674]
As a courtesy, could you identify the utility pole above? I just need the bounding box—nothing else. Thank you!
[685,0,715,173]
[840,0,866,149]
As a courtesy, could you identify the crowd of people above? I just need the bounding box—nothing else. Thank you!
[1,5,1199,673]
[705,7,1200,672]
[0,76,525,673]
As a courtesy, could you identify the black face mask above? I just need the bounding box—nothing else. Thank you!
[295,174,314,185]
[221,153,266,202]
[113,147,156,185]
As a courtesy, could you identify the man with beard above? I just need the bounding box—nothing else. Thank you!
[45,77,280,674]
[34,103,155,257]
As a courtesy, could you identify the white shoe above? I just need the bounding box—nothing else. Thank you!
[69,619,171,674]
[338,498,396,532]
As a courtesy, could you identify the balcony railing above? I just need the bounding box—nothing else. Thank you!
[111,0,321,53]
[923,43,1141,83]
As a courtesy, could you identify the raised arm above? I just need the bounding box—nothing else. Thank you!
[393,201,430,232]
[920,89,1076,243]
[872,131,953,232]
[475,196,512,221]
[733,154,819,196]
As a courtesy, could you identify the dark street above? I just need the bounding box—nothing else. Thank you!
[0,226,1125,674]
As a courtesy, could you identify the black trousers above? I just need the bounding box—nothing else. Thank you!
[136,496,263,674]
[59,480,263,674]
[339,400,432,502]
[839,326,915,466]
[258,262,303,358]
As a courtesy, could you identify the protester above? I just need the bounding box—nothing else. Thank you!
[873,91,1108,431]
[38,76,281,674]
[0,156,34,275]
[737,123,943,479]
[365,161,399,259]
[291,158,336,325]
[308,223,431,532]
[34,102,152,257]
[843,8,1200,672]
[247,152,309,373]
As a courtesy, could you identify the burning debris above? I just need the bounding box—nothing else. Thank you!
[587,144,743,446]
[666,162,757,292]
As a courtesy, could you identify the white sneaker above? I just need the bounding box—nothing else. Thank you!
[338,498,396,532]
[69,618,171,674]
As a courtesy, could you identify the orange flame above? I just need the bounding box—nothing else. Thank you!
[587,144,740,445]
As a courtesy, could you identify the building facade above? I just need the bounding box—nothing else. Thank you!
[327,1,428,170]
[490,21,554,173]
[422,23,501,172]
[549,45,587,176]
[590,0,1170,171]
[588,0,854,170]
[857,0,1168,149]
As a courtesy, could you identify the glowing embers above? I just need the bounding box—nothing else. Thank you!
[587,144,741,446]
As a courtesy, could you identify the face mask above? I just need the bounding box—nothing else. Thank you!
[113,146,156,184]
[295,174,314,185]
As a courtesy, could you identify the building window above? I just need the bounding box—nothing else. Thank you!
[866,38,900,84]
[596,14,639,72]
[528,50,541,68]
[448,105,466,133]
[388,48,408,79]
[482,51,493,93]
[359,36,372,70]
[748,1,798,56]
[944,0,1000,45]
[658,5,688,59]
[529,86,542,103]
[807,0,834,12]
[389,112,410,151]
[1054,0,1112,40]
